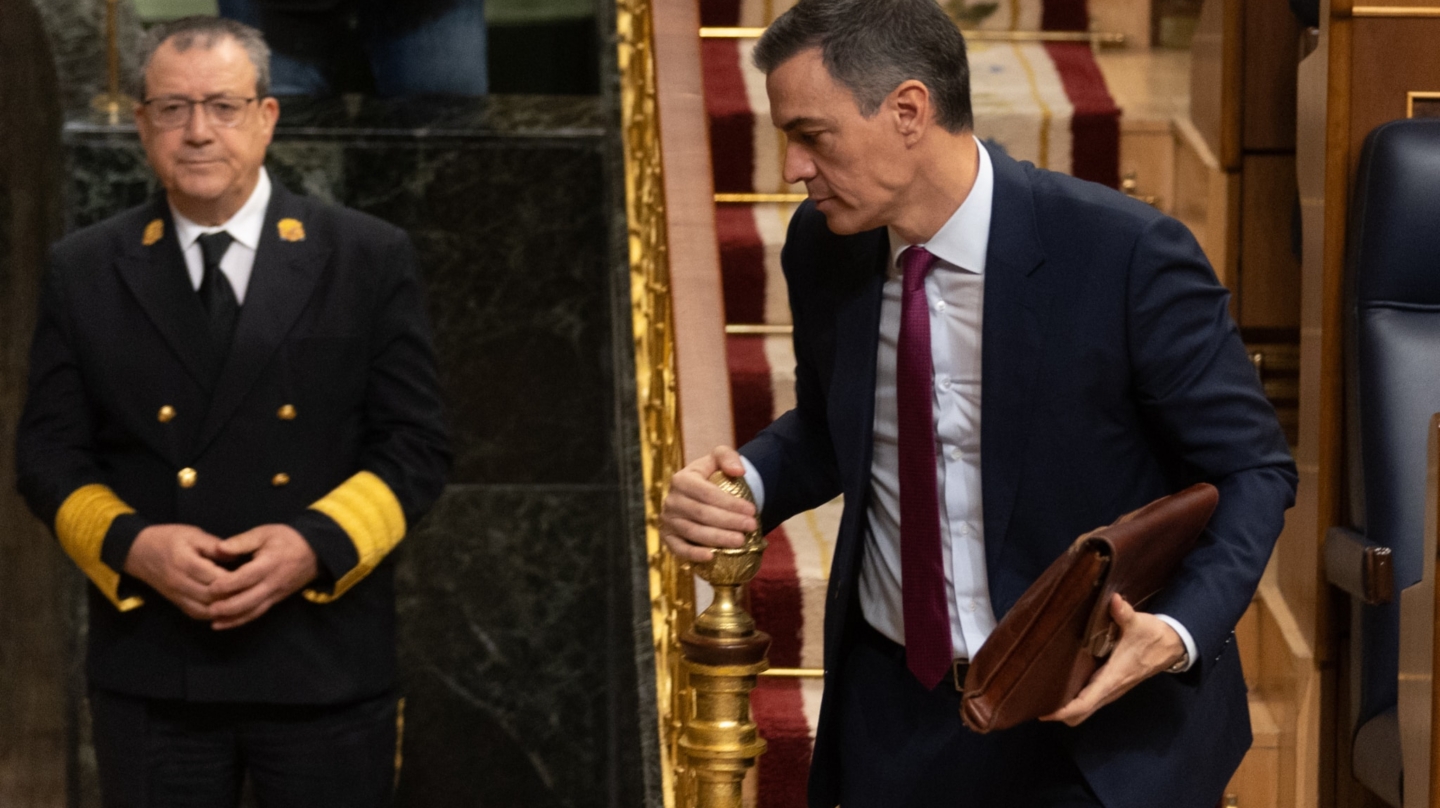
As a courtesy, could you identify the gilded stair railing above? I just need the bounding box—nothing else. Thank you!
[615,1,770,805]
[615,0,694,803]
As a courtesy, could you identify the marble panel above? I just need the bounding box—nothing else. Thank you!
[394,484,643,807]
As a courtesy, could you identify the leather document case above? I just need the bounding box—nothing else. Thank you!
[960,483,1219,733]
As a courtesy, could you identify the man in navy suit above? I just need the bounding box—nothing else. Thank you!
[660,1,1296,806]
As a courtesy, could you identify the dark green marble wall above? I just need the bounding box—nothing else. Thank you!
[56,95,658,807]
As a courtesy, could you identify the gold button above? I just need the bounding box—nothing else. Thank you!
[158,405,176,423]
[177,468,197,489]
[271,473,291,487]
[277,404,297,421]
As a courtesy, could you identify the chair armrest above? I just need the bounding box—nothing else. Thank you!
[1325,526,1395,605]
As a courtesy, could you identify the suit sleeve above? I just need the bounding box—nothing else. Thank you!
[294,230,451,602]
[15,255,150,611]
[1124,215,1297,677]
[738,205,845,532]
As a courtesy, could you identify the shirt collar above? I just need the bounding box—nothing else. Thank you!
[170,167,272,253]
[886,136,994,277]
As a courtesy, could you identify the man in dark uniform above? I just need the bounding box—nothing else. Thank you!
[14,16,449,806]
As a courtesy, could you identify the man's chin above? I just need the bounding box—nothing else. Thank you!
[817,207,872,236]
[168,179,234,208]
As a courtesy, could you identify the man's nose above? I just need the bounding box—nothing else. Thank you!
[783,143,816,186]
[184,103,215,143]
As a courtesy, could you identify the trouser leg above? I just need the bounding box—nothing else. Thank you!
[90,689,244,808]
[836,623,1103,808]
[243,691,399,808]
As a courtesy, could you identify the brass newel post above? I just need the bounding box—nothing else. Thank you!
[678,472,770,808]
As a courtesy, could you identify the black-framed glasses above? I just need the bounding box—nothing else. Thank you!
[141,95,259,129]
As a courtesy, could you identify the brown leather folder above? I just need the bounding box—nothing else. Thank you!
[960,483,1219,733]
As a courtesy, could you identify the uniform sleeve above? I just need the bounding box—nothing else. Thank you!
[16,257,150,611]
[296,231,451,602]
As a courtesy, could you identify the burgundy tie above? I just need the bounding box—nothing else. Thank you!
[897,245,953,689]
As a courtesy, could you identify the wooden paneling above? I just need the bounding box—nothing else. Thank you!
[1242,0,1304,151]
[1173,118,1240,289]
[1348,18,1440,173]
[1189,0,1244,170]
[1229,697,1283,808]
[1239,155,1303,329]
[654,0,735,457]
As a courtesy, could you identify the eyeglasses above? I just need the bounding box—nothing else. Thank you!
[141,95,258,129]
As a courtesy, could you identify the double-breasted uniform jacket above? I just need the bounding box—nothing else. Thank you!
[15,181,450,705]
[740,145,1298,808]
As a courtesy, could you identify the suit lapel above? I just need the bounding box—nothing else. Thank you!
[980,145,1054,567]
[195,182,331,454]
[115,197,222,391]
[827,228,888,593]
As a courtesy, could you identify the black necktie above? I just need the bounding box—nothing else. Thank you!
[196,231,239,352]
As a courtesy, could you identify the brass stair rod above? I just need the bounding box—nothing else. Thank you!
[90,0,134,124]
[678,472,770,808]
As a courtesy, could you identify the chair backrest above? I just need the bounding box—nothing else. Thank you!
[1349,118,1440,725]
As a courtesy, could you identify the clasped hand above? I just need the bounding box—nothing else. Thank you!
[123,523,318,630]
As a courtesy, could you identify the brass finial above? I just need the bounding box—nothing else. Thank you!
[677,472,770,808]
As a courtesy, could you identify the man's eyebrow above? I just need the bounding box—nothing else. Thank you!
[779,116,829,133]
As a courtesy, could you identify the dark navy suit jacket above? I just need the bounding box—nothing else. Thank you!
[739,144,1297,808]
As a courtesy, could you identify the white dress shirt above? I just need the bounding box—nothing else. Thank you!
[743,138,1196,670]
[170,167,272,305]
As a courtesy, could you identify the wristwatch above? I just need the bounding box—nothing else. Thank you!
[1166,650,1190,674]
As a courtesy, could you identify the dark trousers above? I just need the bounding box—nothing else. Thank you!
[90,689,398,808]
[835,623,1104,808]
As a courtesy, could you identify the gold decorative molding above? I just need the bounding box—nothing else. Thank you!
[1350,4,1440,15]
[1409,91,1440,118]
[715,192,809,204]
[699,25,1126,45]
[616,1,696,805]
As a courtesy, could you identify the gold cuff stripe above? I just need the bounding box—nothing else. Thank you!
[303,471,406,603]
[54,484,145,612]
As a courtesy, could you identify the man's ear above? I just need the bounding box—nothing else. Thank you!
[890,79,931,145]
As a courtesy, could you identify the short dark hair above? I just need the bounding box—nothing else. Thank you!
[753,0,973,133]
[133,16,272,99]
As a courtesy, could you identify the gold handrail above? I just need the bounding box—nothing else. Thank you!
[699,25,1126,45]
[615,0,695,805]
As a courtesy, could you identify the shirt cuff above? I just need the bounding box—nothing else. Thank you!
[1154,614,1198,673]
[739,455,766,513]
